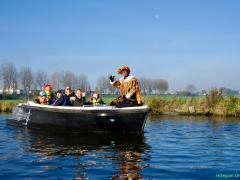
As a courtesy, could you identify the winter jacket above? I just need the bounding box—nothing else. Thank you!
[72,96,86,107]
[52,95,72,106]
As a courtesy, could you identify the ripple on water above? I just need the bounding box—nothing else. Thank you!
[1,113,240,179]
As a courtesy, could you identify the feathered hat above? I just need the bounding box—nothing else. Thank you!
[116,66,131,74]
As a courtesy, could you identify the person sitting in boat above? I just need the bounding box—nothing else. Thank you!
[92,93,105,105]
[72,88,87,106]
[52,90,72,106]
[88,91,93,104]
[65,85,75,102]
[35,91,48,105]
[43,84,55,105]
[109,65,143,107]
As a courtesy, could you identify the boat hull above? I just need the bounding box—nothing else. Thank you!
[6,102,151,132]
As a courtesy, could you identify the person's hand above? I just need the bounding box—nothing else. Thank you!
[109,74,115,82]
[70,97,76,101]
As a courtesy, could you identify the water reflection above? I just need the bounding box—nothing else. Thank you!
[149,114,240,122]
[3,113,240,179]
[148,114,240,130]
[9,126,151,179]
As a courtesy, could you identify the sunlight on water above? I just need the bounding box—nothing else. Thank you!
[1,113,240,179]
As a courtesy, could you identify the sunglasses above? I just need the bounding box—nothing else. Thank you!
[66,88,71,90]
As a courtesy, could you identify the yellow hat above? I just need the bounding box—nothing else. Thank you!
[116,66,131,74]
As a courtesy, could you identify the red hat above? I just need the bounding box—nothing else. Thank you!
[44,84,52,90]
[116,66,131,74]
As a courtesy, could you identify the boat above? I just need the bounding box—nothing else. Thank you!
[6,101,151,133]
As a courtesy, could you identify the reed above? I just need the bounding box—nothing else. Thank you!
[2,91,240,116]
[144,88,240,116]
[0,100,23,112]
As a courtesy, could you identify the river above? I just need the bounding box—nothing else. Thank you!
[1,113,240,179]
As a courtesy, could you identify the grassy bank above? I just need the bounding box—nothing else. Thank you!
[1,89,240,116]
[0,100,25,113]
[143,89,240,116]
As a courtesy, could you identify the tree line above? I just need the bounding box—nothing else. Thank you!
[95,76,169,95]
[0,62,169,95]
[0,62,90,94]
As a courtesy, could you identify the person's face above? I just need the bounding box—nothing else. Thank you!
[46,86,50,90]
[66,86,71,92]
[57,92,62,98]
[76,90,82,98]
[121,70,129,77]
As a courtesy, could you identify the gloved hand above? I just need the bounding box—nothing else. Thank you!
[109,74,115,82]
[122,95,128,103]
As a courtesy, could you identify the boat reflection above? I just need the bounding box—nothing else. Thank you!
[10,127,151,179]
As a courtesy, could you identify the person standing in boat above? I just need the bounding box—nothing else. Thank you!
[52,90,72,106]
[109,66,143,106]
[72,88,87,106]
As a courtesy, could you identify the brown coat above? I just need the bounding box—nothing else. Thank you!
[111,75,142,104]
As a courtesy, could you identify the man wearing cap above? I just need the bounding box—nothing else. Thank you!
[109,66,142,106]
[52,90,72,106]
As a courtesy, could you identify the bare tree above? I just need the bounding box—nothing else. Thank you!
[186,84,196,93]
[0,62,18,93]
[106,76,115,94]
[19,66,34,94]
[50,71,63,91]
[138,77,148,94]
[146,78,154,94]
[2,81,7,99]
[35,70,48,90]
[76,74,89,91]
[154,79,169,94]
[33,84,37,97]
[61,71,79,90]
[96,76,108,94]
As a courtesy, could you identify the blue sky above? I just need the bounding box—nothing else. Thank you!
[1,0,240,92]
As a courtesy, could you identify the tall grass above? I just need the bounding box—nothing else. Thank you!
[2,90,240,116]
[143,88,240,116]
[0,100,23,112]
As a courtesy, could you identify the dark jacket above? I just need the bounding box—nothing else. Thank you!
[52,95,72,106]
[65,91,75,98]
[72,96,86,107]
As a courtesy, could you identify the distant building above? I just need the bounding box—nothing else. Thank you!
[0,89,24,94]
[230,90,239,95]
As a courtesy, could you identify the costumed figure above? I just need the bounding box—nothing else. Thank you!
[109,66,143,107]
[35,91,48,105]
[43,84,54,105]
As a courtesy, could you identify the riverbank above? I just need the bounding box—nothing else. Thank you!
[1,89,240,116]
[143,89,240,116]
[0,100,24,112]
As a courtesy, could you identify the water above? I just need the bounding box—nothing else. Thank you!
[1,113,240,179]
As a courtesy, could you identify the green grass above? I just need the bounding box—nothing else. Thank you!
[0,100,24,112]
[2,92,240,116]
